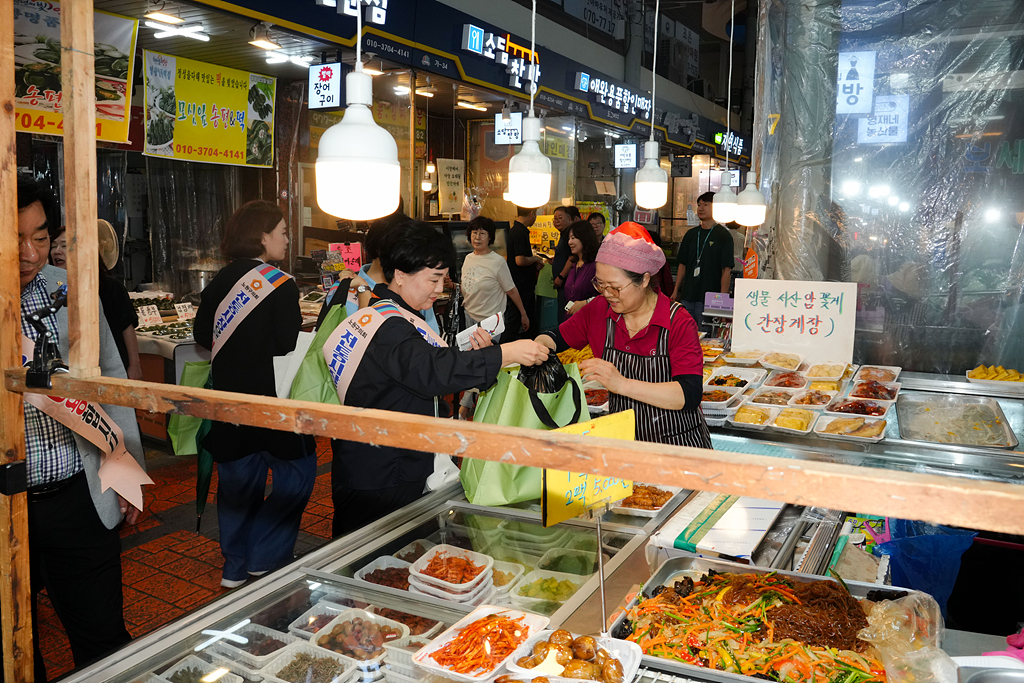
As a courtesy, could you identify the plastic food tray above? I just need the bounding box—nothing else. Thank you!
[700,385,744,409]
[207,644,264,681]
[787,390,837,410]
[855,365,902,383]
[747,388,796,407]
[506,629,642,683]
[720,350,764,366]
[759,352,804,372]
[813,415,888,443]
[355,556,412,590]
[384,665,421,683]
[259,640,357,683]
[763,370,809,389]
[411,606,550,683]
[384,636,435,670]
[369,607,443,639]
[212,623,299,672]
[768,409,817,435]
[895,394,1018,449]
[799,362,849,382]
[409,545,494,593]
[609,484,685,518]
[491,560,526,594]
[824,399,890,419]
[848,381,901,405]
[489,548,542,574]
[509,569,585,612]
[311,609,410,667]
[408,572,493,603]
[726,405,780,431]
[288,602,348,640]
[161,654,244,683]
[393,539,436,564]
[536,548,599,576]
[705,366,767,389]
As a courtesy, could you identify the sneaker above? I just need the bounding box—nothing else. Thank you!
[248,570,268,577]
[221,577,247,588]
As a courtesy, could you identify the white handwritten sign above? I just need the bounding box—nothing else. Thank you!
[438,158,465,215]
[138,305,163,326]
[174,302,195,320]
[614,143,636,168]
[494,112,522,144]
[731,280,858,364]
[857,94,909,145]
[836,51,875,115]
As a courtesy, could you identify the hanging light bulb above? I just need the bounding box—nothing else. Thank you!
[421,170,433,193]
[713,171,737,223]
[501,102,512,126]
[506,0,550,208]
[426,158,436,174]
[315,6,399,220]
[735,172,767,226]
[636,141,668,209]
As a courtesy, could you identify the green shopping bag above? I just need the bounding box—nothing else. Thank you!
[460,362,589,506]
[167,360,212,456]
[288,303,347,405]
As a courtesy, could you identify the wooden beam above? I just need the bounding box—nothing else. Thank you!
[60,0,100,378]
[7,370,1024,535]
[0,0,35,678]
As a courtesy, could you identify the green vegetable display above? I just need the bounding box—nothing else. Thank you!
[517,576,580,601]
[539,553,597,576]
[15,36,129,102]
[248,83,273,119]
[146,115,174,146]
[246,119,273,166]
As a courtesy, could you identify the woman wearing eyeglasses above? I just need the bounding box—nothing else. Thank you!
[536,222,712,448]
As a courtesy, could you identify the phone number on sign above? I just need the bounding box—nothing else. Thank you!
[175,144,243,160]
[363,38,410,59]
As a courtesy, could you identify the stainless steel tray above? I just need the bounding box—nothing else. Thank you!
[608,554,921,683]
[896,394,1019,449]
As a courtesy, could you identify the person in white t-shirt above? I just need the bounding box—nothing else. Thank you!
[461,216,529,327]
[459,216,530,419]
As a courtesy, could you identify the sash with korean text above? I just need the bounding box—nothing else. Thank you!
[212,263,291,358]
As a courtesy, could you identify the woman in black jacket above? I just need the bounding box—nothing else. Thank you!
[194,200,315,588]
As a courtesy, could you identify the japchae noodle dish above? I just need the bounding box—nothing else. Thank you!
[619,570,885,683]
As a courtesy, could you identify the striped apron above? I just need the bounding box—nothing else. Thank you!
[602,304,713,448]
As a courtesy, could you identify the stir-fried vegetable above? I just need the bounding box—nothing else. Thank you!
[429,614,529,675]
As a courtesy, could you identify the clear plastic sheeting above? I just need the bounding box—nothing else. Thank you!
[753,0,1024,373]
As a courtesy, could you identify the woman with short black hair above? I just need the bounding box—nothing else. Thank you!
[329,220,550,536]
[461,216,530,328]
[194,200,315,588]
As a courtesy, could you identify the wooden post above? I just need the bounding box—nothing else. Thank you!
[61,0,100,378]
[0,0,35,678]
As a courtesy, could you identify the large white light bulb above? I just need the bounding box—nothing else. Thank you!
[507,115,551,208]
[316,70,400,220]
[735,171,767,226]
[635,141,668,209]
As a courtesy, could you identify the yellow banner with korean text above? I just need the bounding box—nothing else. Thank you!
[14,1,138,143]
[541,410,635,527]
[142,50,276,168]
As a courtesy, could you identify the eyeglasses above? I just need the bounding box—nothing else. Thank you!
[591,278,636,296]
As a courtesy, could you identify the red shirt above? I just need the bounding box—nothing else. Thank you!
[552,292,703,378]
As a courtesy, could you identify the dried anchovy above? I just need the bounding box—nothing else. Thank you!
[276,652,346,683]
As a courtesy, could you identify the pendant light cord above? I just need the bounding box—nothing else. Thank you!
[649,0,660,143]
[724,0,734,174]
[355,0,363,71]
[529,0,537,117]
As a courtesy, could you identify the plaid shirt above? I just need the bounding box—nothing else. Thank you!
[21,273,82,487]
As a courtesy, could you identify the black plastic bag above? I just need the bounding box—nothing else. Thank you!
[517,354,570,393]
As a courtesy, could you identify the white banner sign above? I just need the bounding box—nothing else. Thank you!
[836,51,875,115]
[438,158,465,215]
[494,112,522,144]
[308,62,342,109]
[857,94,909,144]
[614,143,636,169]
[731,280,858,365]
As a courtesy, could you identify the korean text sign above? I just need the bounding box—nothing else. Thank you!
[142,50,276,168]
[542,410,635,528]
[438,158,465,214]
[732,280,858,364]
[14,1,138,143]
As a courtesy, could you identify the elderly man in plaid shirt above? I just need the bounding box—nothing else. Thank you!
[7,175,147,679]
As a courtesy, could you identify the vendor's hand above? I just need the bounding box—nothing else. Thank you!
[521,314,530,332]
[579,358,625,393]
[501,339,550,367]
[468,327,493,349]
[119,494,141,525]
[127,363,143,381]
[566,300,587,317]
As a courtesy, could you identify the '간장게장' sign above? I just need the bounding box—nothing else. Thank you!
[542,410,635,527]
[731,279,858,365]
[143,50,276,168]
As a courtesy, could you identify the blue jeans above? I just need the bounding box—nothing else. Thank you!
[679,299,707,333]
[216,450,317,580]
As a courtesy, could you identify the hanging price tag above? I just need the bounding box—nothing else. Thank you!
[137,305,163,326]
[175,302,195,320]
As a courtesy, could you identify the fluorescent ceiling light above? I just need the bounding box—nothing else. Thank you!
[249,23,280,50]
[290,56,313,65]
[416,89,435,98]
[146,20,209,41]
[394,86,433,98]
[144,10,183,24]
[250,38,280,50]
[266,54,288,64]
[361,66,383,76]
[393,85,409,94]
[458,101,487,111]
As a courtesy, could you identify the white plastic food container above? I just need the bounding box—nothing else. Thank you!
[369,607,444,639]
[210,623,298,672]
[505,629,643,683]
[768,408,817,435]
[813,414,888,443]
[720,349,765,366]
[259,640,356,683]
[355,555,411,589]
[310,608,409,667]
[287,602,348,640]
[700,384,744,409]
[408,572,494,603]
[787,390,838,410]
[392,539,437,563]
[609,484,684,518]
[824,399,890,420]
[383,636,435,670]
[704,366,767,388]
[726,405,780,431]
[799,362,849,382]
[411,606,550,683]
[509,569,585,613]
[409,544,494,594]
[848,381,901,406]
[161,655,243,683]
[759,351,805,372]
[491,560,526,594]
[855,364,902,383]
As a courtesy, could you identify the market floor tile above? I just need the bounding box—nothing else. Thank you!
[38,437,337,680]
